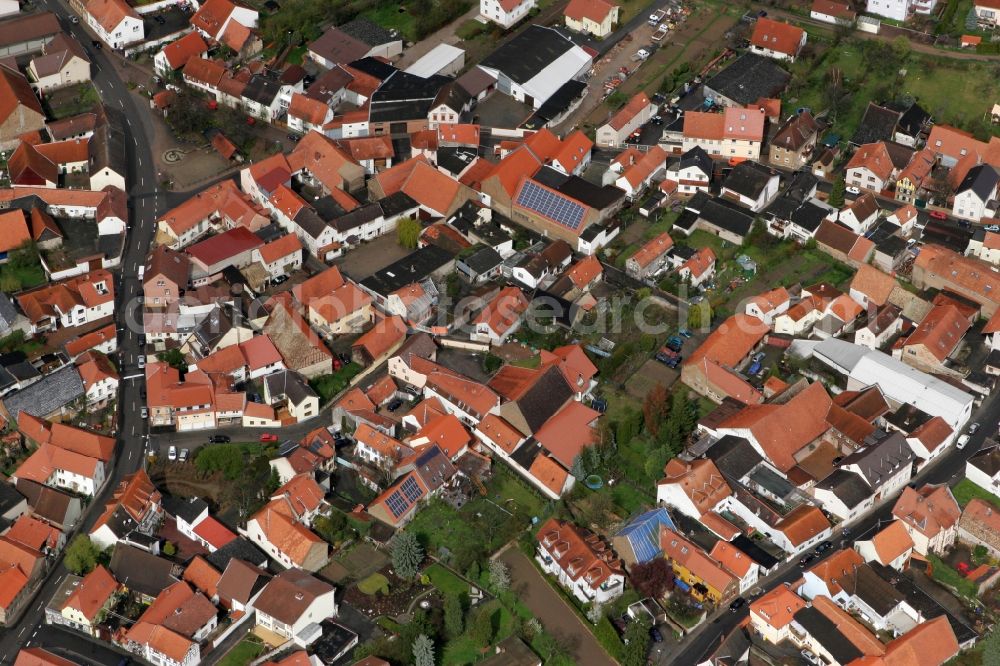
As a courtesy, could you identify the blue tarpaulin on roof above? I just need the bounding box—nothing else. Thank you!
[614,508,678,564]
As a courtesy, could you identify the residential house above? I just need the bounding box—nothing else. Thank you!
[243,497,328,571]
[564,0,620,37]
[27,34,90,92]
[253,569,336,647]
[966,445,1000,496]
[953,164,999,222]
[749,585,807,644]
[307,19,400,69]
[682,107,765,161]
[855,520,914,571]
[625,232,673,280]
[720,161,780,212]
[891,484,961,555]
[895,148,935,204]
[798,548,864,605]
[975,0,1000,26]
[769,112,820,169]
[16,270,114,333]
[479,0,536,29]
[660,527,738,604]
[76,351,119,407]
[666,146,713,195]
[12,414,114,498]
[749,18,807,62]
[263,370,319,421]
[596,92,655,147]
[681,314,768,404]
[535,518,625,604]
[656,458,731,519]
[957,498,1000,558]
[745,286,790,327]
[473,287,530,345]
[0,65,45,152]
[846,142,897,193]
[710,539,760,594]
[612,146,667,199]
[811,0,856,24]
[84,0,143,49]
[898,304,970,372]
[89,470,162,550]
[366,445,458,526]
[677,247,716,288]
[123,622,199,666]
[154,32,209,76]
[50,565,119,637]
[837,193,880,234]
[838,431,914,501]
[190,0,260,55]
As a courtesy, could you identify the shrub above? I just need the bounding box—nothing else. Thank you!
[358,573,390,596]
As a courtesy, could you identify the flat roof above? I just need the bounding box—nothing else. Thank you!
[404,43,464,79]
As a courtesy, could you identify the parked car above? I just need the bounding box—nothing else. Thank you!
[168,446,177,461]
[957,434,970,449]
[649,626,664,643]
[816,540,833,553]
[798,553,818,568]
[179,448,189,462]
[271,274,289,285]
[140,407,148,419]
[928,210,948,220]
[729,597,747,612]
[91,40,102,48]
[260,433,279,442]
[986,225,1000,232]
[801,650,820,665]
[387,398,403,412]
[137,334,146,347]
[969,422,980,434]
[209,435,231,443]
[846,185,861,195]
[137,355,145,369]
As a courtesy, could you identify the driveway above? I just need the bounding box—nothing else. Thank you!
[500,550,616,666]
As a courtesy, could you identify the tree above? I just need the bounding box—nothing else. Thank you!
[829,177,846,208]
[157,348,187,370]
[630,558,675,600]
[162,541,177,556]
[621,620,651,666]
[397,217,422,249]
[489,559,510,592]
[643,383,669,439]
[391,531,424,579]
[444,593,464,639]
[973,544,989,565]
[469,607,494,647]
[570,454,587,481]
[314,508,348,544]
[412,634,434,666]
[64,535,100,575]
[587,603,604,624]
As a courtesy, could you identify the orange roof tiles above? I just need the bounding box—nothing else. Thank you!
[607,92,651,131]
[190,0,235,35]
[0,565,29,612]
[536,518,623,589]
[288,93,331,126]
[14,648,77,666]
[851,264,896,306]
[527,454,569,496]
[847,142,896,182]
[533,400,600,468]
[927,124,986,163]
[476,414,524,454]
[750,17,805,57]
[811,595,885,656]
[709,539,755,578]
[337,136,394,162]
[805,547,863,595]
[183,56,226,87]
[6,514,60,552]
[660,527,736,594]
[62,565,118,620]
[904,304,971,361]
[553,130,593,172]
[869,520,914,564]
[258,233,302,265]
[125,622,194,664]
[775,504,831,547]
[160,32,209,70]
[564,0,618,22]
[474,286,530,337]
[411,413,470,459]
[660,458,731,515]
[85,0,138,33]
[686,314,768,369]
[546,344,598,392]
[0,210,34,253]
[750,584,806,629]
[892,484,960,539]
[353,315,406,360]
[914,244,1000,309]
[563,255,602,289]
[750,286,790,313]
[880,615,959,666]
[287,131,360,194]
[485,147,542,197]
[437,123,480,146]
[680,247,715,279]
[292,265,345,307]
[684,107,765,142]
[183,555,221,599]
[250,499,325,566]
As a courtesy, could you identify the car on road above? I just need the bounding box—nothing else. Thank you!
[168,445,177,461]
[287,133,301,142]
[271,274,289,286]
[969,422,980,434]
[728,597,746,612]
[70,16,79,23]
[929,210,948,220]
[137,355,145,369]
[816,540,833,553]
[208,435,231,443]
[846,185,861,195]
[798,553,818,568]
[260,433,279,442]
[801,650,820,665]
[179,448,189,462]
[957,434,970,449]
[987,225,1000,232]
[140,407,148,419]
[137,334,146,347]
[92,40,102,48]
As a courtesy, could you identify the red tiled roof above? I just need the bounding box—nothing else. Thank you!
[160,32,208,70]
[607,92,650,131]
[564,0,618,22]
[474,286,530,337]
[659,458,731,515]
[892,484,961,539]
[750,17,805,57]
[186,226,263,268]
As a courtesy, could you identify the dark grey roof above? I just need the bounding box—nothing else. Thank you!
[722,161,776,199]
[792,606,863,665]
[816,469,872,510]
[14,478,75,525]
[192,305,236,352]
[969,446,1000,477]
[264,369,317,406]
[883,403,933,434]
[242,71,283,105]
[748,466,797,500]
[162,495,208,524]
[514,366,573,434]
[312,621,359,664]
[461,246,503,274]
[702,53,790,106]
[875,234,907,257]
[531,79,587,125]
[533,166,625,211]
[850,102,901,146]
[790,201,831,233]
[888,100,931,137]
[89,111,126,179]
[305,65,354,104]
[339,17,396,46]
[205,536,269,570]
[0,293,20,332]
[109,544,178,598]
[456,66,496,97]
[679,146,712,175]
[438,147,479,176]
[330,202,382,234]
[851,563,906,616]
[359,244,454,296]
[693,197,755,239]
[868,562,978,645]
[348,57,397,80]
[0,480,24,516]
[838,431,913,489]
[406,444,457,492]
[1,364,83,422]
[785,170,819,202]
[479,25,576,84]
[730,534,780,569]
[957,164,1000,200]
[772,112,820,151]
[378,191,419,218]
[433,81,471,113]
[707,435,763,480]
[884,142,914,171]
[371,71,451,122]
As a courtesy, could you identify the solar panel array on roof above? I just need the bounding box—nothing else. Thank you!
[516,180,586,231]
[385,487,409,518]
[385,475,425,519]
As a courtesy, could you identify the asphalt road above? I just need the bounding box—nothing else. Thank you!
[23,625,134,666]
[0,0,185,660]
[671,389,1000,665]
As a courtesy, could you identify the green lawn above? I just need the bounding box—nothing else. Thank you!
[357,572,390,595]
[929,554,977,598]
[217,636,265,666]
[310,362,362,403]
[362,4,417,41]
[951,478,1000,509]
[425,563,468,597]
[285,45,307,65]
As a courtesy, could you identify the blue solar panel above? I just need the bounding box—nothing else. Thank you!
[401,476,423,503]
[515,180,586,230]
[386,488,409,518]
[615,509,677,564]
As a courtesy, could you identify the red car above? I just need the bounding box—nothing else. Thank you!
[259,433,278,443]
[928,210,948,220]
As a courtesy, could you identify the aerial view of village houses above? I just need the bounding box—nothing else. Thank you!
[5,0,1000,663]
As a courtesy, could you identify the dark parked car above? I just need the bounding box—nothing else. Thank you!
[816,541,834,554]
[137,334,146,347]
[799,553,818,568]
[387,398,403,412]
[271,274,289,285]
[92,40,102,48]
[208,435,230,443]
[649,626,664,643]
[729,597,747,612]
